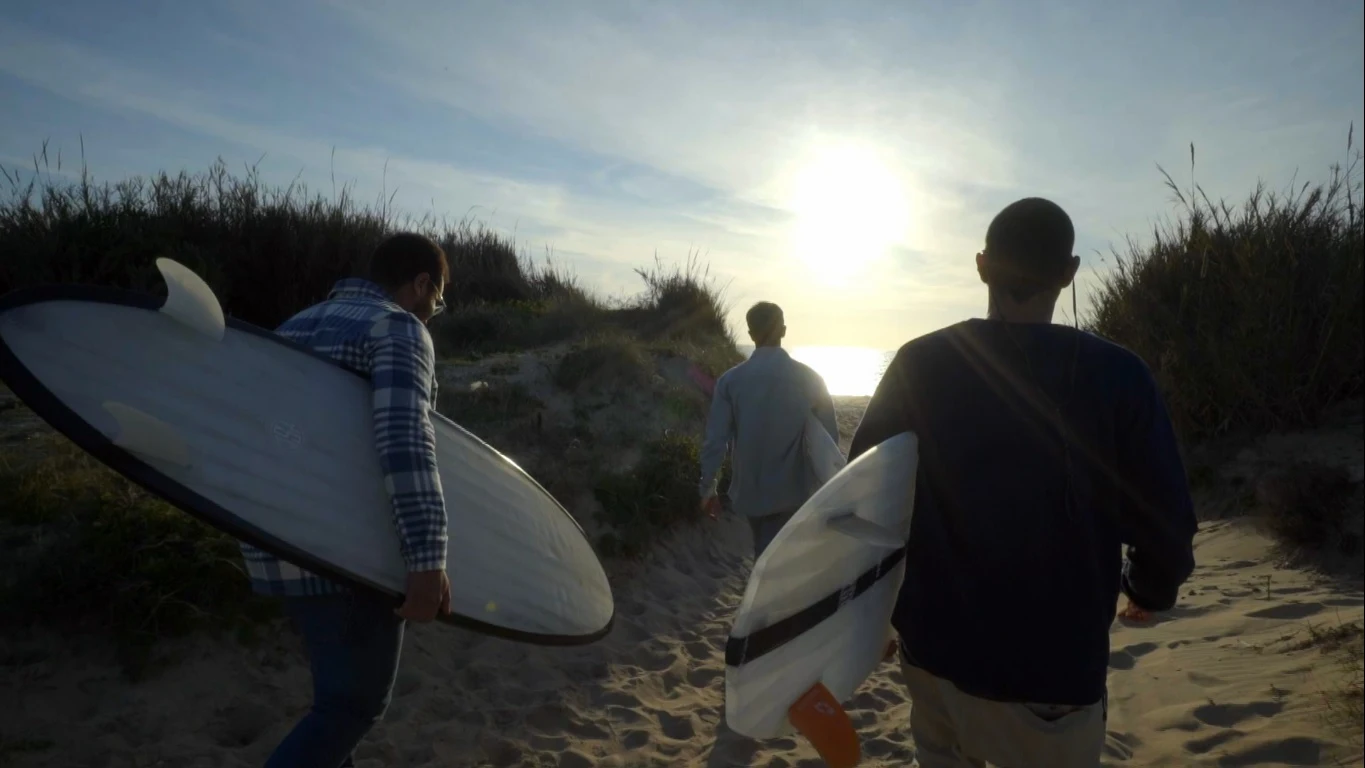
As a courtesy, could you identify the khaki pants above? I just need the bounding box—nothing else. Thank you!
[900,662,1106,768]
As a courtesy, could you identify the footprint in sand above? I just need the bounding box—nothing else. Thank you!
[654,711,696,740]
[1192,700,1283,728]
[863,734,915,761]
[686,666,723,689]
[1108,641,1160,671]
[593,689,641,709]
[1324,597,1363,608]
[1244,602,1324,620]
[1185,671,1226,688]
[528,732,570,753]
[684,641,713,661]
[477,734,525,766]
[1217,735,1327,767]
[1184,728,1243,754]
[1103,730,1142,761]
[554,749,596,768]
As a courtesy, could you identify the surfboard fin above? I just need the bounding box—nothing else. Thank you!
[156,258,225,341]
[102,401,191,468]
[826,512,902,549]
[789,681,861,768]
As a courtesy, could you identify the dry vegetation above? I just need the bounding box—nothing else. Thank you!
[0,148,740,671]
[1088,134,1363,443]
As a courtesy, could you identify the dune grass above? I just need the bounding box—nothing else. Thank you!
[1088,131,1363,442]
[0,434,276,677]
[1286,618,1364,749]
[591,432,704,560]
[0,146,739,660]
[554,333,655,393]
[1088,130,1364,567]
[0,145,737,362]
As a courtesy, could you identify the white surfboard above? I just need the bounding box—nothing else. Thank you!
[725,430,917,738]
[804,411,847,488]
[0,259,614,645]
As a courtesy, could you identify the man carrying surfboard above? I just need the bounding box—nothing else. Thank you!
[848,198,1198,767]
[238,232,453,768]
[699,301,840,558]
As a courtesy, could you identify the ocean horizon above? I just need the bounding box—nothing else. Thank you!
[736,344,894,397]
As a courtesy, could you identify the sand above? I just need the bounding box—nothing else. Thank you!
[2,395,1362,767]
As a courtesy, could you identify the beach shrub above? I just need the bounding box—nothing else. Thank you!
[592,432,703,559]
[0,434,276,676]
[1253,460,1360,555]
[436,379,544,429]
[1331,627,1364,748]
[554,334,654,392]
[1088,133,1364,440]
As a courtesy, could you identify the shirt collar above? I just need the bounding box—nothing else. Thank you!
[750,345,789,359]
[327,277,394,304]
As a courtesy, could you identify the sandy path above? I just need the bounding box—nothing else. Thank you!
[6,511,1361,767]
[1104,520,1363,767]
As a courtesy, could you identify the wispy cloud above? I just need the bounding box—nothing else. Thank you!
[2,1,1360,349]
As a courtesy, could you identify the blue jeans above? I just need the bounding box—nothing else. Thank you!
[748,510,795,559]
[265,592,405,768]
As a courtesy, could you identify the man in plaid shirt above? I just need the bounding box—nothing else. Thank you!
[244,232,452,768]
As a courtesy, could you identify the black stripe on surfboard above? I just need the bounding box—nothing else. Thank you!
[0,282,613,646]
[725,545,906,667]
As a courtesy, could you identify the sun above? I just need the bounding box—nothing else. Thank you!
[786,143,911,274]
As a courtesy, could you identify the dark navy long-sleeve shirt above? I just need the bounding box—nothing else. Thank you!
[848,319,1197,706]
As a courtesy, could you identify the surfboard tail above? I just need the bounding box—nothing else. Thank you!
[788,682,861,768]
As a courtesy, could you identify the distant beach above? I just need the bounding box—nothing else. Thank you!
[737,345,894,398]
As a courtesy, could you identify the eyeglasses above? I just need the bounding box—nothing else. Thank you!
[431,280,446,317]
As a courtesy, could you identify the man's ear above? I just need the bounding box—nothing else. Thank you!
[1059,255,1081,288]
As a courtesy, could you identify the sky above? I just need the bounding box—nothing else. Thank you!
[2,0,1362,351]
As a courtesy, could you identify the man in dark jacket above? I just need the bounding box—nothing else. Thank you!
[849,197,1198,767]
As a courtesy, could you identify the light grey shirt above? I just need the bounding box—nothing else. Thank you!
[699,346,839,518]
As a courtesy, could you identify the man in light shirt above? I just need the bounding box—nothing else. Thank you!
[698,301,839,558]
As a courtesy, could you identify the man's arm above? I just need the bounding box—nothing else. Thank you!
[698,374,734,499]
[811,370,839,444]
[1114,365,1197,612]
[369,312,448,573]
[848,348,910,462]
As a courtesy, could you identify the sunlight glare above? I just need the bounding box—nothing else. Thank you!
[787,346,893,397]
[787,143,911,274]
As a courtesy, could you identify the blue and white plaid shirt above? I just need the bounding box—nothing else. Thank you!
[238,278,448,596]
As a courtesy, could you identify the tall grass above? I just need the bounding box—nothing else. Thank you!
[0,145,737,360]
[0,144,741,661]
[0,436,276,677]
[1,145,586,333]
[1089,129,1363,440]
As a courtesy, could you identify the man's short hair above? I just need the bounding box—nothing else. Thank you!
[366,232,449,291]
[746,301,784,342]
[983,197,1075,301]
